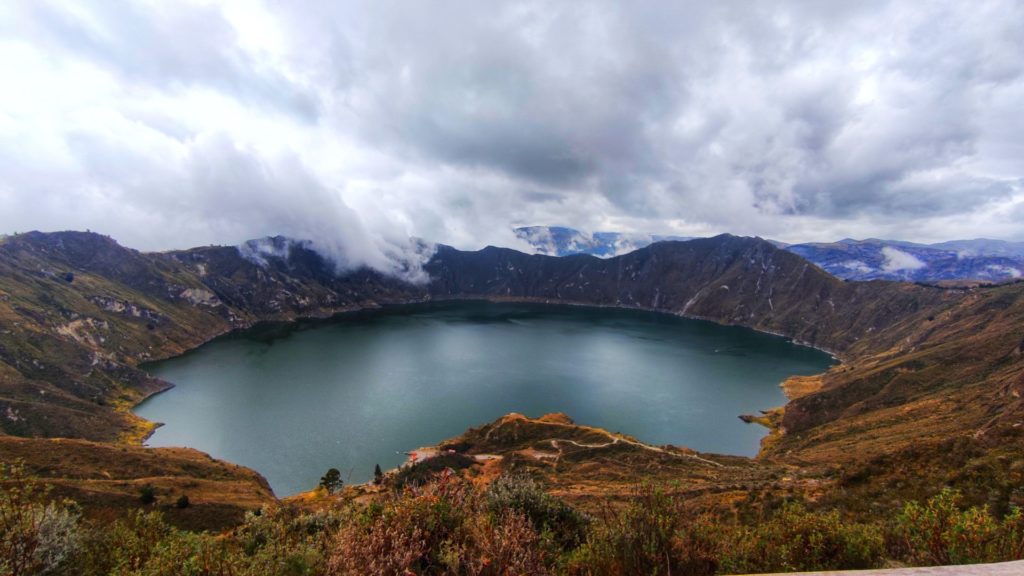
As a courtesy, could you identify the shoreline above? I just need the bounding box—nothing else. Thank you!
[124,294,843,493]
[122,298,434,433]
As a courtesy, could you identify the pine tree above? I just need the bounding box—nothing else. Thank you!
[319,468,343,494]
[373,463,383,485]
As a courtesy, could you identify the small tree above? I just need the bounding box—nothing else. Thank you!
[320,468,343,495]
[175,495,190,509]
[139,485,156,505]
[374,464,383,485]
[1,462,46,576]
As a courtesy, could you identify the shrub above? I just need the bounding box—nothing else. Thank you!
[327,472,548,575]
[31,502,82,575]
[79,510,174,574]
[721,502,884,573]
[176,495,190,509]
[458,509,547,575]
[232,508,326,576]
[0,461,82,576]
[139,485,156,505]
[995,506,1024,560]
[78,507,328,576]
[1,466,329,576]
[568,487,885,575]
[891,488,1005,565]
[117,530,241,576]
[485,474,589,551]
[567,484,693,575]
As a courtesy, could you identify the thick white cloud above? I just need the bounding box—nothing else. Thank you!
[880,247,927,273]
[1,0,1022,271]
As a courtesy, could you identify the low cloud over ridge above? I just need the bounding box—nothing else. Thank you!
[1,0,1023,275]
[880,247,927,273]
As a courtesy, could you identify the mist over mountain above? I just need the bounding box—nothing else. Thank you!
[787,238,1024,282]
[4,1,1024,254]
[515,226,1024,283]
[514,226,692,258]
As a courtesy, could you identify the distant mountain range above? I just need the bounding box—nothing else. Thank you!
[514,226,693,258]
[515,226,1024,283]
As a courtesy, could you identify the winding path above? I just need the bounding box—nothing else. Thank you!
[473,413,732,468]
[538,429,726,468]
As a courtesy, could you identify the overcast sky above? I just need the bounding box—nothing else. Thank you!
[1,1,1022,268]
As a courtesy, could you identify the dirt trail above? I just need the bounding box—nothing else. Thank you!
[490,414,727,467]
[547,436,726,468]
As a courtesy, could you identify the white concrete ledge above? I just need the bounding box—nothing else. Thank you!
[746,559,1024,575]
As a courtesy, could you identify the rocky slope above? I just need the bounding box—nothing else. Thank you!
[426,235,955,355]
[0,231,423,442]
[2,229,1023,526]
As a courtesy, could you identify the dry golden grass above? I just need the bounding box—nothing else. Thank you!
[782,374,826,399]
[0,436,274,531]
[427,412,788,515]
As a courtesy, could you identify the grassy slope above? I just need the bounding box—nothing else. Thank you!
[0,232,421,528]
[0,436,274,531]
[762,280,1024,515]
[0,234,229,441]
[436,413,787,515]
[771,281,1024,460]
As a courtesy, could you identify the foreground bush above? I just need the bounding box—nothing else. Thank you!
[570,485,882,575]
[328,471,549,575]
[720,503,885,574]
[73,507,327,576]
[485,474,590,552]
[4,462,1024,575]
[0,462,81,576]
[890,487,1024,566]
[566,484,711,575]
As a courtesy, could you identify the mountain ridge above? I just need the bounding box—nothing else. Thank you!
[1,229,1022,529]
[515,225,1024,283]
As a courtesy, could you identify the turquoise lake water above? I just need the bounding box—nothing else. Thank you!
[136,301,833,495]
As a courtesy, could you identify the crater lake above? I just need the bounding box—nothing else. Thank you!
[135,301,834,495]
